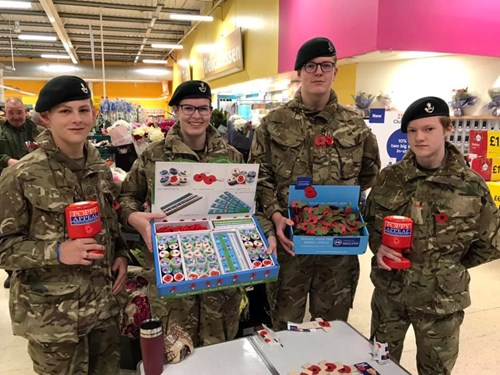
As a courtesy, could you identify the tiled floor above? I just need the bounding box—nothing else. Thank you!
[0,253,499,374]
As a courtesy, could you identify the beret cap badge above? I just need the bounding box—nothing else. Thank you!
[400,96,450,133]
[424,102,434,113]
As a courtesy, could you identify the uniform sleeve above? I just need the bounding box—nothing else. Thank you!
[461,183,500,268]
[359,128,381,190]
[248,117,282,220]
[0,169,59,269]
[118,154,150,225]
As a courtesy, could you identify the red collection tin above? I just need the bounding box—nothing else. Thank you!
[65,201,103,254]
[381,215,413,269]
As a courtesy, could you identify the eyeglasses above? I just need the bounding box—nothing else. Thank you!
[178,104,213,116]
[303,62,336,73]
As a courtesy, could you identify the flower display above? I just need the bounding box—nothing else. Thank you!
[485,88,500,117]
[290,201,366,236]
[132,118,176,154]
[119,275,152,338]
[352,91,375,117]
[228,114,259,138]
[449,87,477,116]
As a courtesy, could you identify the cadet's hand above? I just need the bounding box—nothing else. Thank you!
[111,256,128,295]
[128,211,166,252]
[59,238,105,266]
[266,235,277,257]
[272,212,295,256]
[7,158,18,167]
[376,244,402,271]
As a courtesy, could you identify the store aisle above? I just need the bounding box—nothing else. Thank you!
[0,253,499,374]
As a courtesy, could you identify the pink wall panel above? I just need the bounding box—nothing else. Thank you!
[377,0,500,56]
[279,0,500,73]
[278,0,379,72]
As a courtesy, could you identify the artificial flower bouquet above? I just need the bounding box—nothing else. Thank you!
[119,275,152,339]
[449,87,477,116]
[485,88,500,117]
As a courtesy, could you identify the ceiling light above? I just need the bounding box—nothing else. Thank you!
[169,14,213,22]
[151,43,183,49]
[41,54,70,59]
[0,1,31,9]
[143,59,168,64]
[19,34,57,41]
[135,68,169,76]
[40,64,77,73]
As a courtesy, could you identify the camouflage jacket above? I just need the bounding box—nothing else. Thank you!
[0,118,41,172]
[248,89,381,234]
[0,130,129,343]
[365,142,500,314]
[119,122,243,222]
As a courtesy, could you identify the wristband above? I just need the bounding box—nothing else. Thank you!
[56,243,61,263]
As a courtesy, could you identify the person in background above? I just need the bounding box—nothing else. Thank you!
[0,75,129,374]
[119,80,244,347]
[249,37,381,330]
[0,97,44,288]
[30,110,49,128]
[365,96,500,375]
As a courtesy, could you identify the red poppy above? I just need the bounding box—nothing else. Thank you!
[435,212,448,224]
[314,135,326,147]
[324,135,334,146]
[304,186,317,198]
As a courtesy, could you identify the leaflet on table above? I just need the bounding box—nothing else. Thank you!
[152,162,258,220]
[150,162,279,297]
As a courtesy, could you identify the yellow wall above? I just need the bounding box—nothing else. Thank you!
[3,80,167,110]
[334,64,357,105]
[172,0,279,90]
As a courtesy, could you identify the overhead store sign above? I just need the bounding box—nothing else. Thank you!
[202,28,244,80]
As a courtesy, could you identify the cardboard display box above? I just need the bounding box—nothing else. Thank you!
[469,130,500,159]
[288,185,368,255]
[150,162,279,298]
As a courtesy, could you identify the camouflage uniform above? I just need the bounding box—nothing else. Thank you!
[365,142,500,375]
[119,123,244,347]
[0,130,130,375]
[0,118,42,173]
[249,89,381,330]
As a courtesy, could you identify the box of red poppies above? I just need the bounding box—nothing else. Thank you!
[288,184,368,255]
[149,162,279,298]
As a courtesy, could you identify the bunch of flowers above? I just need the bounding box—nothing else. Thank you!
[449,87,477,116]
[352,91,375,117]
[119,275,151,338]
[290,201,365,236]
[228,114,259,138]
[132,118,176,154]
[485,88,500,117]
[376,92,392,110]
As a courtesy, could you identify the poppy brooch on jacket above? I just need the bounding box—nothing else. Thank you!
[435,212,449,224]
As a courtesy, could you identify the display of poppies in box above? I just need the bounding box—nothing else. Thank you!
[151,162,279,297]
[288,185,368,255]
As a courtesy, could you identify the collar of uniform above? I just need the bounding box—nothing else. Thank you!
[165,122,226,158]
[288,89,339,120]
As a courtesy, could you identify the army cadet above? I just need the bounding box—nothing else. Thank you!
[119,80,244,347]
[249,37,381,330]
[365,96,500,374]
[0,75,129,375]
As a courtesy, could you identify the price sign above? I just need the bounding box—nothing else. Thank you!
[487,131,500,158]
[492,159,500,181]
[486,182,500,208]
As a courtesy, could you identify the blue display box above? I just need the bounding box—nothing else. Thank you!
[150,162,279,298]
[288,185,368,255]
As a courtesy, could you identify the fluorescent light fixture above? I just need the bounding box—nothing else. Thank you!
[151,43,183,49]
[0,84,36,96]
[41,54,70,59]
[178,59,190,67]
[0,1,31,9]
[135,68,169,76]
[19,34,57,41]
[143,59,168,64]
[169,13,213,22]
[40,64,77,73]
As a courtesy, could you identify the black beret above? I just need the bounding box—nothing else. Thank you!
[400,96,450,133]
[168,80,212,106]
[294,37,336,71]
[35,75,92,112]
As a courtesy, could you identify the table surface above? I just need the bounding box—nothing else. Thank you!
[137,321,411,375]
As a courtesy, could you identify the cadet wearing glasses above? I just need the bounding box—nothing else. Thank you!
[249,37,380,330]
[119,80,244,346]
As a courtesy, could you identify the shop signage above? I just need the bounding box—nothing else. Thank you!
[202,28,244,80]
